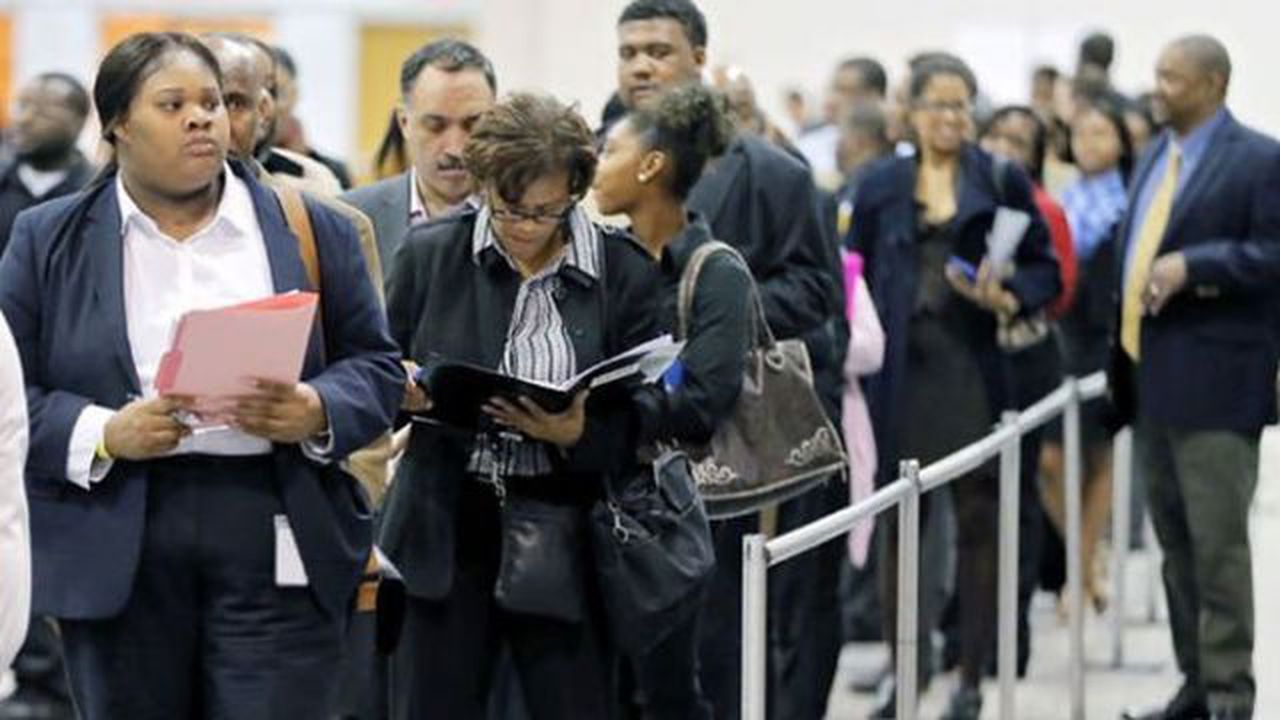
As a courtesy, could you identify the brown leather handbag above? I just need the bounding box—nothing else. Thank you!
[676,241,847,519]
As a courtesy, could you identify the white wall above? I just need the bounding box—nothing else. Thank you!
[479,0,1280,136]
[3,0,1276,162]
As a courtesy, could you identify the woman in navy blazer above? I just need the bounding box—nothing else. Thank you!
[850,56,1060,719]
[0,33,401,719]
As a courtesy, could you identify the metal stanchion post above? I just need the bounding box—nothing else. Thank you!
[997,412,1022,720]
[896,460,921,720]
[1063,379,1086,720]
[742,534,769,720]
[1110,426,1133,668]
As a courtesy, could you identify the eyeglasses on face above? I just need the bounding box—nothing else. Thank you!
[487,194,580,226]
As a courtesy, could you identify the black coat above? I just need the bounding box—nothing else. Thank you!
[852,145,1061,482]
[633,213,752,446]
[379,209,661,600]
[0,153,95,258]
[687,134,842,343]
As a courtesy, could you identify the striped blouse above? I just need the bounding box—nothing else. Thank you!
[467,204,601,478]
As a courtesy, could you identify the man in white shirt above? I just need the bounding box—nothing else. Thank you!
[0,311,31,671]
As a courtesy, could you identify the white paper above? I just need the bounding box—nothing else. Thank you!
[274,514,309,587]
[986,207,1032,269]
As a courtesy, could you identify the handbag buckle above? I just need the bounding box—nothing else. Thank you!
[608,501,631,543]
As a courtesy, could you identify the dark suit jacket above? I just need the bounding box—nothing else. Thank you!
[687,134,841,343]
[0,160,403,620]
[1108,112,1280,431]
[0,152,95,258]
[379,209,660,600]
[341,172,411,285]
[852,145,1061,482]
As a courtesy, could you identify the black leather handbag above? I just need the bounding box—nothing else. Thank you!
[590,449,715,654]
[494,495,588,623]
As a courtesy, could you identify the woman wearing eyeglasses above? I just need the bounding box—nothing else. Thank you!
[380,92,660,719]
[851,56,1060,719]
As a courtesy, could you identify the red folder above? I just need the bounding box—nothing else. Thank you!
[154,292,319,415]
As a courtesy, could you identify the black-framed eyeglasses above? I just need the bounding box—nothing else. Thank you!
[487,194,580,226]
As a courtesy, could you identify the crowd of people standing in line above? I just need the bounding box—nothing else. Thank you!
[0,2,1276,720]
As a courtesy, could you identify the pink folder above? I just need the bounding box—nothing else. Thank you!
[154,292,319,416]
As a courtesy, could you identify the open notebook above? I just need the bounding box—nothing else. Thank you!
[413,334,682,432]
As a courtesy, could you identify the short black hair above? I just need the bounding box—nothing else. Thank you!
[982,105,1047,184]
[95,32,222,143]
[910,54,978,100]
[272,45,297,79]
[837,57,888,97]
[618,0,708,50]
[1171,34,1232,92]
[34,72,91,119]
[400,38,497,97]
[1079,32,1115,71]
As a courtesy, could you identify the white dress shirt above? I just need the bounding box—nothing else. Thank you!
[65,167,281,488]
[0,311,31,669]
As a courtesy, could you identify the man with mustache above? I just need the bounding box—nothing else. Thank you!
[342,39,497,281]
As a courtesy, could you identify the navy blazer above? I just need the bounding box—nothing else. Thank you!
[1109,112,1280,431]
[852,145,1060,483]
[0,160,403,620]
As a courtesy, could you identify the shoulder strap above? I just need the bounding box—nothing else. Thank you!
[272,183,321,294]
[677,241,734,340]
[676,240,774,348]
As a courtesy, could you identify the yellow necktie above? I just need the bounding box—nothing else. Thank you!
[1121,144,1182,360]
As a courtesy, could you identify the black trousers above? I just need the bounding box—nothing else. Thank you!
[631,590,714,720]
[880,471,998,688]
[389,482,613,720]
[60,456,346,720]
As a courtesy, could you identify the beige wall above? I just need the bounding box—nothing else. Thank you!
[6,0,1275,159]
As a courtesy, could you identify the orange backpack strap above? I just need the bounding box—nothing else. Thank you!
[272,183,321,294]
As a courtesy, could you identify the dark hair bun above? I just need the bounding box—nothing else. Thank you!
[653,83,733,160]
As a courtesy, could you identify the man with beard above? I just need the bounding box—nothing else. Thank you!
[609,2,844,718]
[0,73,94,258]
[0,72,92,720]
[341,39,496,282]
